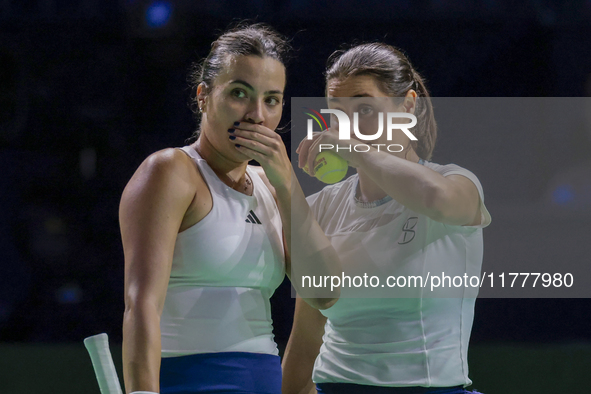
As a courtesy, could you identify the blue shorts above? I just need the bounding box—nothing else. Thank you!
[316,383,483,394]
[160,352,282,394]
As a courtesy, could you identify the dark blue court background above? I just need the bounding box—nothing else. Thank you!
[1,0,591,388]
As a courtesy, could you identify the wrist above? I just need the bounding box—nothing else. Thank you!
[130,391,159,394]
[333,148,361,168]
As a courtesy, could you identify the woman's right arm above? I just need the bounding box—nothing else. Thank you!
[119,149,196,394]
[282,297,328,394]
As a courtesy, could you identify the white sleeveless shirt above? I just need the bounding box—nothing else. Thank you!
[160,146,285,357]
[308,162,491,387]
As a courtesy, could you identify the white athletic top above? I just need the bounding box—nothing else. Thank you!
[307,162,491,387]
[160,146,285,357]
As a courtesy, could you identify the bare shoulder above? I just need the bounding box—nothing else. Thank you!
[250,165,277,199]
[121,148,200,211]
[136,148,198,182]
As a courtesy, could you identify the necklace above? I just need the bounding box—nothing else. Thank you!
[194,143,252,193]
[227,169,252,193]
[243,172,252,192]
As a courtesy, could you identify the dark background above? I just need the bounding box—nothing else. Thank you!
[1,0,591,391]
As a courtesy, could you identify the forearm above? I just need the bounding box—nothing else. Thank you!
[282,341,317,394]
[122,306,162,394]
[349,148,445,217]
[275,169,341,306]
[282,297,326,394]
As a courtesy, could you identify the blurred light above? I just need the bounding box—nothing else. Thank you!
[145,1,173,28]
[552,184,575,205]
[56,284,82,304]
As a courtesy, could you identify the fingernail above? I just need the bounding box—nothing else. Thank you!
[235,144,241,148]
[228,128,234,133]
[229,135,236,140]
[234,121,240,126]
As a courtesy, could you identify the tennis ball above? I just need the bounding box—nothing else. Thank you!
[303,151,348,184]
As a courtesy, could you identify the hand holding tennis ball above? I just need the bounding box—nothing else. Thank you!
[303,151,348,184]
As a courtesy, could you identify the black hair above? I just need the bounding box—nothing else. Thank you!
[325,43,437,160]
[188,22,291,138]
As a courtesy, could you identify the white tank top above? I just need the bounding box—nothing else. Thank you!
[160,146,285,357]
[307,162,491,387]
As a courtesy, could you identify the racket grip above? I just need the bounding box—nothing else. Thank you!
[84,333,123,394]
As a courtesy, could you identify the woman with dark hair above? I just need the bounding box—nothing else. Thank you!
[282,43,491,394]
[119,23,340,394]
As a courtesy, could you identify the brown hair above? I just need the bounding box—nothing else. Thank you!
[325,43,437,160]
[188,22,290,136]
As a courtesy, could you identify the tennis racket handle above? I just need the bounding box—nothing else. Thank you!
[83,333,123,394]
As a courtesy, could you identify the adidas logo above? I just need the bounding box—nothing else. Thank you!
[245,210,262,225]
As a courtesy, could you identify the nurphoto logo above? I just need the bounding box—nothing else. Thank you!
[304,107,418,153]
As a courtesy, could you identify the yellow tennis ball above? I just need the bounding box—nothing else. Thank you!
[303,151,348,184]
